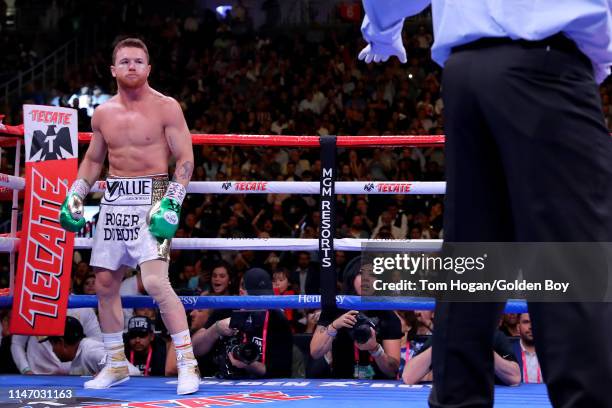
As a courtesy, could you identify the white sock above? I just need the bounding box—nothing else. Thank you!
[171,329,196,367]
[102,331,124,346]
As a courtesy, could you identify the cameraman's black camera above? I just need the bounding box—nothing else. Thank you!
[214,310,266,378]
[214,336,262,378]
[228,338,260,364]
[350,313,379,344]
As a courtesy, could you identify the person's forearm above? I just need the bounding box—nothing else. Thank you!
[244,361,266,377]
[192,326,220,357]
[310,325,335,359]
[372,348,400,378]
[10,336,31,373]
[172,155,194,188]
[493,352,521,386]
[402,348,432,384]
[77,156,104,186]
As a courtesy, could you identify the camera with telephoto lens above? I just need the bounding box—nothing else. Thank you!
[214,310,266,378]
[227,336,260,364]
[215,336,262,378]
[349,313,379,344]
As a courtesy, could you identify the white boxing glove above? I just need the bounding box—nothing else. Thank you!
[358,14,407,64]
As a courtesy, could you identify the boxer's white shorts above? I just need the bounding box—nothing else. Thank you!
[90,175,170,271]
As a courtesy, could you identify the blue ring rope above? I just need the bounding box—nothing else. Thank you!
[0,295,528,313]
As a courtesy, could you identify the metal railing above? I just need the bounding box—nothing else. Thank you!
[0,37,79,105]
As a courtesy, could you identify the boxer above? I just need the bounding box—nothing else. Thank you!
[59,38,199,395]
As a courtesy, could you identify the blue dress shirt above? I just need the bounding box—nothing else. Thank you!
[362,0,612,83]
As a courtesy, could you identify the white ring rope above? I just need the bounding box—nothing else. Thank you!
[0,237,443,253]
[0,173,25,191]
[0,177,444,254]
[91,180,446,195]
[0,177,446,195]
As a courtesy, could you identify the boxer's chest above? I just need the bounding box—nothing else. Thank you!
[101,108,165,149]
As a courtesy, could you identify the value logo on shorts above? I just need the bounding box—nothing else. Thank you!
[102,178,153,205]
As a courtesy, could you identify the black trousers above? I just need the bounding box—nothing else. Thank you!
[430,36,612,408]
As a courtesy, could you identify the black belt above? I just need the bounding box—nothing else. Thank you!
[452,33,580,54]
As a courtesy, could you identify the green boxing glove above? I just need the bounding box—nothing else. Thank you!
[59,178,90,232]
[147,181,186,240]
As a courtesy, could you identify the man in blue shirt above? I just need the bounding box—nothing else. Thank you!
[359,1,612,407]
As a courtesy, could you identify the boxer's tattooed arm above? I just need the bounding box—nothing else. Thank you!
[173,161,194,184]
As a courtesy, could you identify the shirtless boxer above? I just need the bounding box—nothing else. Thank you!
[59,38,199,395]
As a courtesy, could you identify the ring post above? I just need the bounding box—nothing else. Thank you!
[319,136,337,310]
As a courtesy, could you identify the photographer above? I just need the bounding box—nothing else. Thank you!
[185,268,293,378]
[310,260,402,379]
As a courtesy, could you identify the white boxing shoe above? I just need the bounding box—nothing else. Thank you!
[177,363,200,395]
[84,363,130,389]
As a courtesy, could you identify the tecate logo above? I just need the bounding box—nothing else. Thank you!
[19,169,68,325]
[376,183,412,193]
[233,181,268,191]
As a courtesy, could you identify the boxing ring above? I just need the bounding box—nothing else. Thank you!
[0,375,551,408]
[0,124,550,407]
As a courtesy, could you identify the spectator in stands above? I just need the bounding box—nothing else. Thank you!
[499,313,520,337]
[272,268,294,296]
[372,210,407,239]
[263,251,282,273]
[175,268,293,379]
[291,251,320,295]
[272,268,298,329]
[177,264,197,289]
[348,215,370,239]
[47,316,140,376]
[204,261,234,296]
[402,330,520,386]
[125,316,169,376]
[512,313,542,384]
[82,273,96,295]
[190,307,210,333]
[309,260,402,379]
[73,261,92,293]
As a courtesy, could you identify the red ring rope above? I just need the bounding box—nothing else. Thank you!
[0,126,445,147]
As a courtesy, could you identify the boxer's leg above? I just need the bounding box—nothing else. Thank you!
[140,260,199,395]
[85,266,130,389]
[140,260,188,333]
[95,266,128,333]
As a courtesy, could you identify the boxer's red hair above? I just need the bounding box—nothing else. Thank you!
[112,38,149,64]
